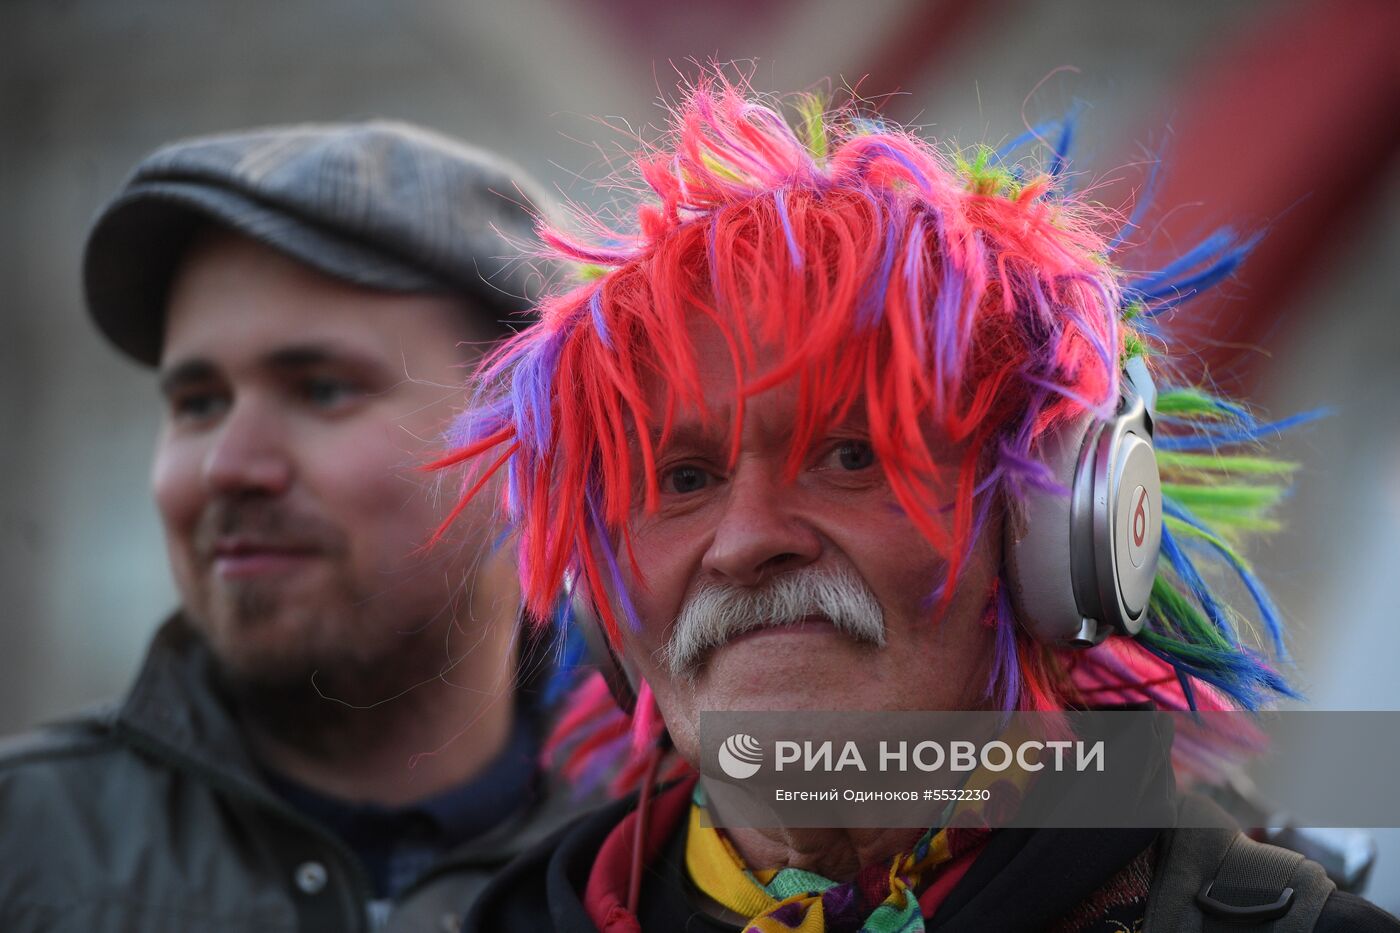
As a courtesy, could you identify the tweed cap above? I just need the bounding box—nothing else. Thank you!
[83,120,553,366]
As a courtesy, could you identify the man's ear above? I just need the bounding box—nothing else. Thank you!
[939,500,1004,630]
[1001,485,1029,544]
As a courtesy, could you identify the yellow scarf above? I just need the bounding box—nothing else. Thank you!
[684,801,953,933]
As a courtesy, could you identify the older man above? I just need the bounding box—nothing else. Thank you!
[437,82,1400,931]
[0,122,574,932]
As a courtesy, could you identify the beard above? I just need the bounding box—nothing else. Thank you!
[181,496,460,740]
[197,577,467,757]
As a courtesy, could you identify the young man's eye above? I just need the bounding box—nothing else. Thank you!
[169,391,229,422]
[831,440,876,471]
[301,377,360,409]
[661,465,712,495]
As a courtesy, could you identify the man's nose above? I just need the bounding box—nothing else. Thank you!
[700,464,821,586]
[202,402,293,496]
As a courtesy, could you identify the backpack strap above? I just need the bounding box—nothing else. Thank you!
[1144,794,1336,932]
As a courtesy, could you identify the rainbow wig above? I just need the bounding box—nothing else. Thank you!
[432,76,1308,791]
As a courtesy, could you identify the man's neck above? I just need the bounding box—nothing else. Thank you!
[724,825,926,882]
[238,669,518,808]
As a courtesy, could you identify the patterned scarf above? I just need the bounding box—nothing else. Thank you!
[684,725,1051,933]
[684,798,986,933]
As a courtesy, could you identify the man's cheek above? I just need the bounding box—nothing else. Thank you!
[152,489,200,579]
[151,455,198,532]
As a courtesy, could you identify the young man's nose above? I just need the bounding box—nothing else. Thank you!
[202,402,293,497]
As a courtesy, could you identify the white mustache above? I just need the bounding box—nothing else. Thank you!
[662,563,886,678]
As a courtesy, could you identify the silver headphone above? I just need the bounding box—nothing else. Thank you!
[1004,355,1162,648]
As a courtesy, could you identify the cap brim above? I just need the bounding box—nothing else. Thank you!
[82,180,447,366]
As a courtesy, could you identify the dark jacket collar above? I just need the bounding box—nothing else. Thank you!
[111,613,590,883]
[114,614,271,797]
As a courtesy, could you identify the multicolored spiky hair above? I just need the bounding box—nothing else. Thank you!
[433,76,1309,790]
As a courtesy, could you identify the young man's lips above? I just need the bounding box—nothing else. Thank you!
[209,542,322,578]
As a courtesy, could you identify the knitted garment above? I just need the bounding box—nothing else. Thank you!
[685,801,988,933]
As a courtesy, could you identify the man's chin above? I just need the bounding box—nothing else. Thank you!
[207,638,328,695]
[187,601,350,690]
[690,630,881,711]
[208,641,408,720]
[191,602,451,714]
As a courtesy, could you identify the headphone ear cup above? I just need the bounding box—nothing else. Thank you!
[571,592,639,714]
[1005,414,1102,647]
[1099,429,1161,635]
[1005,391,1163,647]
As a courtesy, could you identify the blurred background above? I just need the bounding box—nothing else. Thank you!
[3,0,1397,904]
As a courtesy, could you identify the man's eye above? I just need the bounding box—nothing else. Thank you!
[661,465,711,495]
[170,391,228,421]
[832,440,876,471]
[302,377,360,409]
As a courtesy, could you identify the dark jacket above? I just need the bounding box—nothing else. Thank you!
[0,617,578,933]
[464,781,1400,932]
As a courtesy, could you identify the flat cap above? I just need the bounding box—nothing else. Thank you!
[83,120,553,365]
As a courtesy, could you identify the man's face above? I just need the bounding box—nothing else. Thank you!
[153,231,511,697]
[612,318,1000,763]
